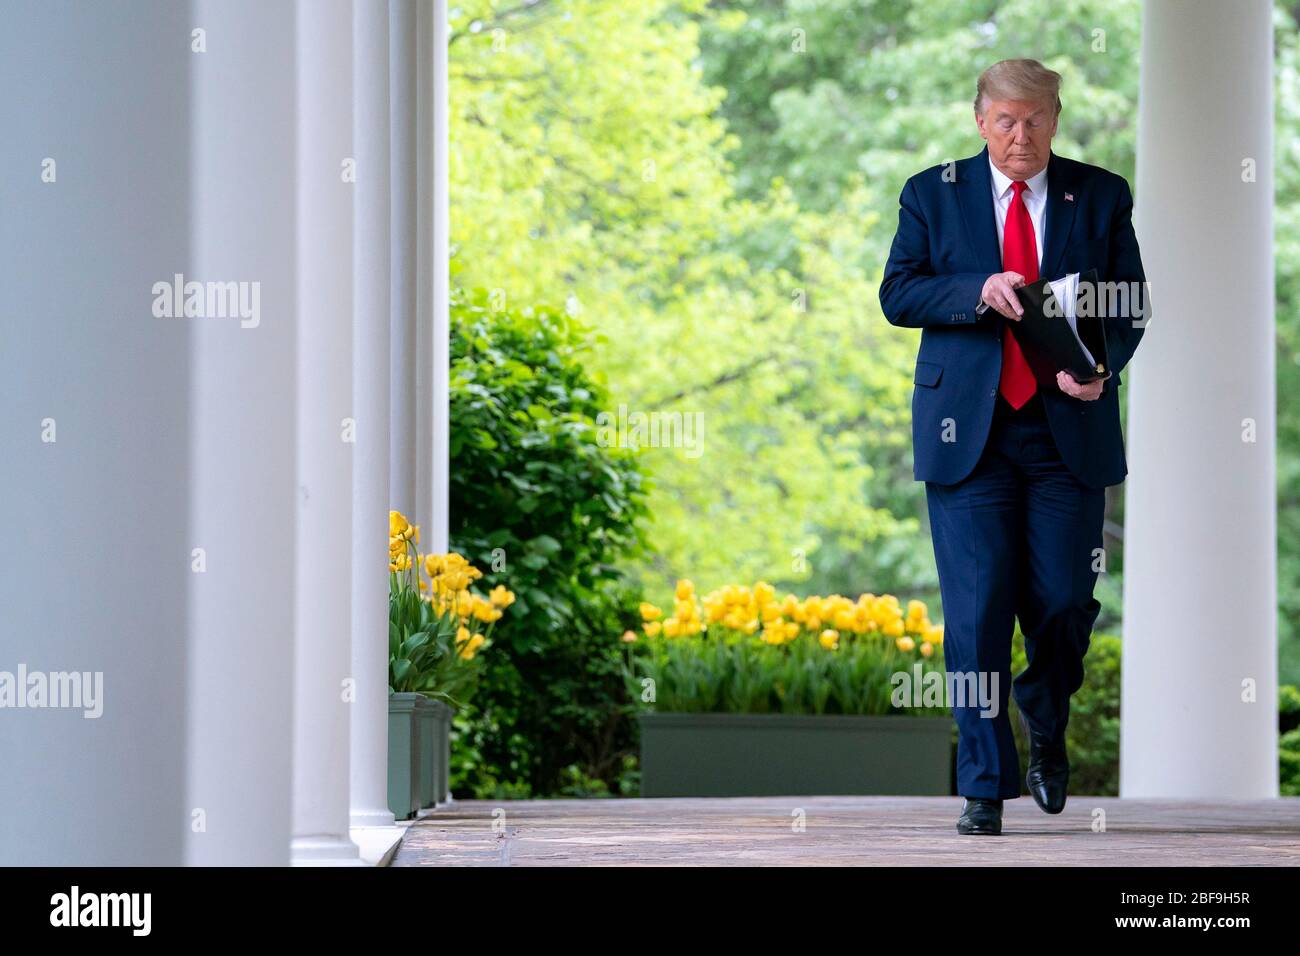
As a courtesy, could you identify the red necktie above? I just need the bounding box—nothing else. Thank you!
[999,180,1038,408]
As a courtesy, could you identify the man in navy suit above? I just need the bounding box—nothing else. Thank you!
[878,59,1148,835]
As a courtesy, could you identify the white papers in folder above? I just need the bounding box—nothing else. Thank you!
[1047,271,1098,367]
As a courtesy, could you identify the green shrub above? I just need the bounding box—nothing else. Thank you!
[447,286,650,798]
[1281,685,1300,796]
[1280,683,1300,733]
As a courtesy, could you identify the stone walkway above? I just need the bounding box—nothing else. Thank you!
[391,795,1300,866]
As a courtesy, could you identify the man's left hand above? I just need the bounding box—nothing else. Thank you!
[1057,370,1104,401]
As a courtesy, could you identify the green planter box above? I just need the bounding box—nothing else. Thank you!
[638,712,952,797]
[415,696,434,810]
[388,692,424,820]
[416,697,453,809]
[426,699,452,805]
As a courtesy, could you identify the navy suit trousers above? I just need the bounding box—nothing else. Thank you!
[925,392,1106,800]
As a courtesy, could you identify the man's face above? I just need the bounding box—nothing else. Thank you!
[975,97,1057,180]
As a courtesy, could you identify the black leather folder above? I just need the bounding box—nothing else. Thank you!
[1009,267,1110,386]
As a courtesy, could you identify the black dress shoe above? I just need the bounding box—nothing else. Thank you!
[1019,709,1068,814]
[956,797,1003,835]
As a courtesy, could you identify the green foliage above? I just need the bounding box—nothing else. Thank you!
[449,0,925,605]
[447,286,651,797]
[1281,684,1300,796]
[626,632,949,716]
[1281,728,1300,797]
[1274,2,1300,684]
[1280,683,1300,730]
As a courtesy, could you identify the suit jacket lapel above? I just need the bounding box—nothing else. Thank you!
[956,143,1003,274]
[1039,149,1077,281]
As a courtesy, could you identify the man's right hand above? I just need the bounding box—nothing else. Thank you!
[980,271,1026,320]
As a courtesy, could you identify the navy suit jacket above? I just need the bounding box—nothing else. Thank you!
[878,144,1149,489]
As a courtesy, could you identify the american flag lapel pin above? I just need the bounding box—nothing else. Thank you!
[1064,191,1074,202]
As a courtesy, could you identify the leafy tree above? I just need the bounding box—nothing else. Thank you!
[450,0,927,610]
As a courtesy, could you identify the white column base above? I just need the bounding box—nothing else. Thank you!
[351,807,397,829]
[350,825,406,866]
[290,836,366,867]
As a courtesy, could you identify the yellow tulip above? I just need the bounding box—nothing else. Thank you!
[819,629,839,650]
[896,635,916,652]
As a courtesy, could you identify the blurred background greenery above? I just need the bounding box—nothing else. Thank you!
[444,0,1300,797]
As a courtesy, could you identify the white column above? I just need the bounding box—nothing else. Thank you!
[350,0,400,838]
[390,0,418,519]
[291,0,363,865]
[415,0,434,545]
[1123,0,1276,797]
[187,0,297,866]
[418,0,452,553]
[0,0,192,866]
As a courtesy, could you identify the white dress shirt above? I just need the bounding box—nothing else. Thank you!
[976,154,1049,313]
[989,153,1047,270]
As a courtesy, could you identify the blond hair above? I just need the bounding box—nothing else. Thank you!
[974,58,1062,116]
